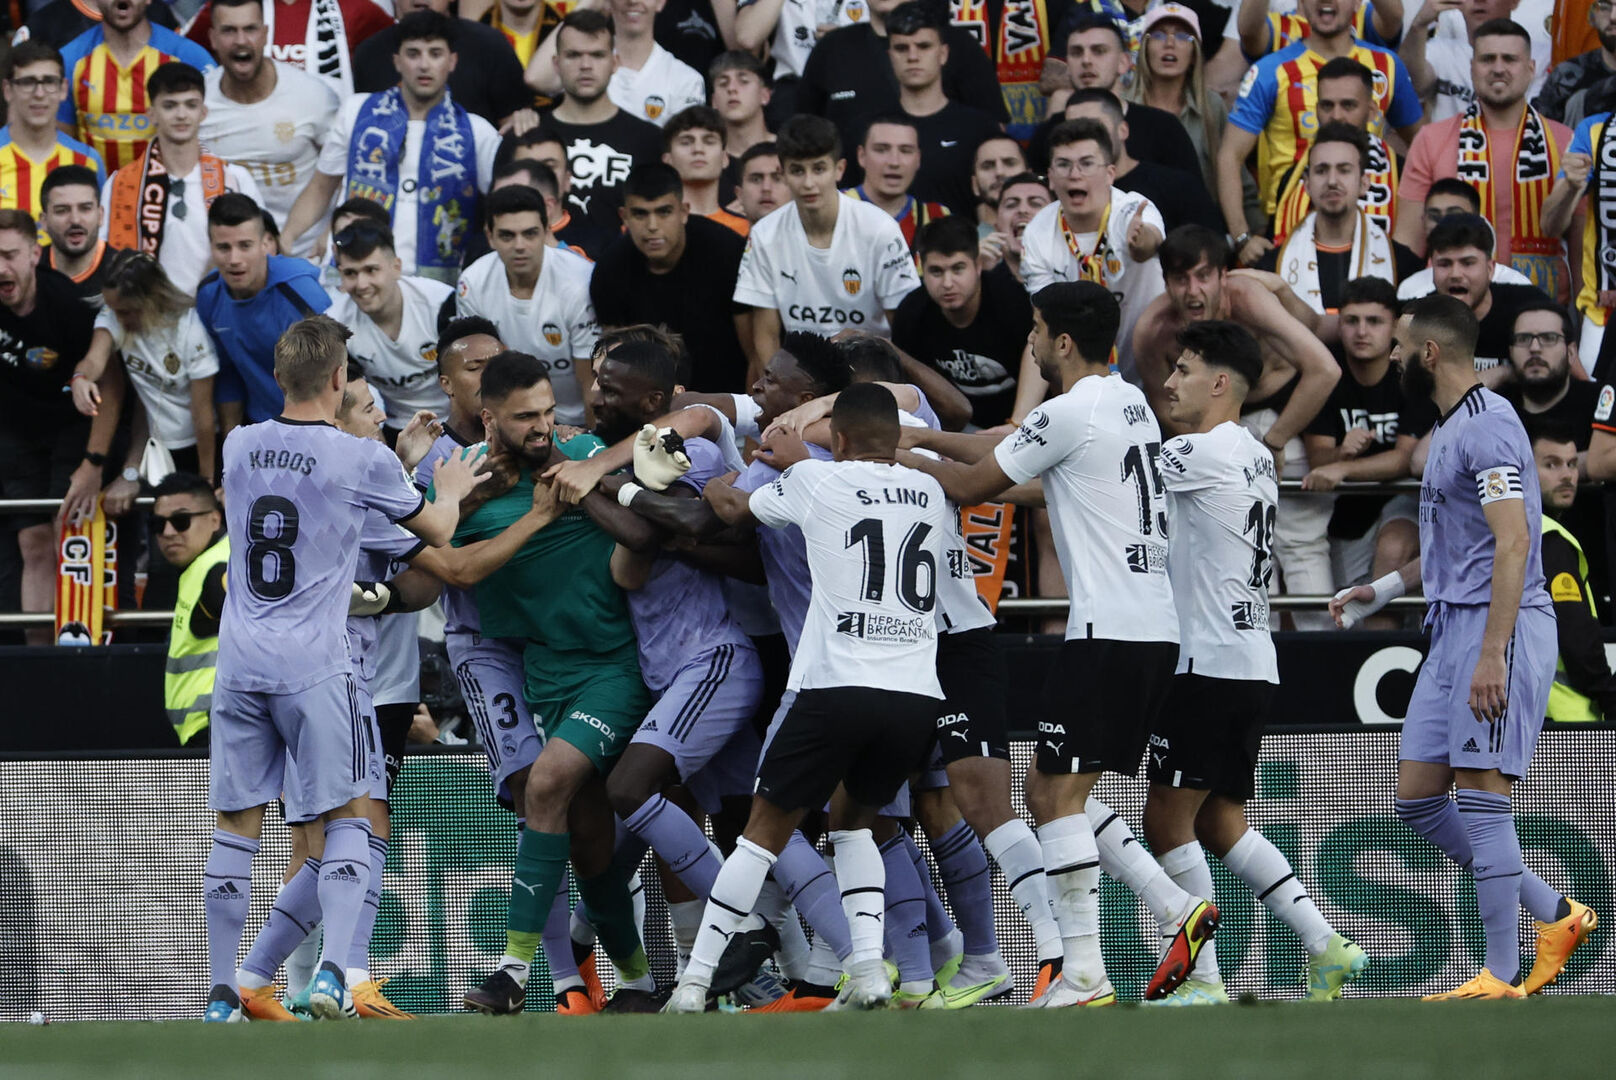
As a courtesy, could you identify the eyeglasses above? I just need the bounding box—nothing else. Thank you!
[1511,331,1565,349]
[1146,29,1197,44]
[333,220,393,251]
[153,510,210,534]
[1049,156,1109,176]
[7,75,64,95]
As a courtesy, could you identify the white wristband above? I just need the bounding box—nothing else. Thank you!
[617,481,644,508]
[1333,571,1406,629]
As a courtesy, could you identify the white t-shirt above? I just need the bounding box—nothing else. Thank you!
[93,306,220,449]
[1396,260,1532,300]
[201,62,339,258]
[1019,189,1165,386]
[317,93,502,274]
[1158,422,1279,683]
[455,247,599,426]
[734,195,919,338]
[100,160,261,296]
[326,275,454,426]
[607,42,706,127]
[993,371,1179,644]
[749,455,949,696]
[743,0,862,80]
[904,418,994,636]
[1424,28,1552,124]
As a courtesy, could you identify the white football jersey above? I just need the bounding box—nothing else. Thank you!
[1019,189,1165,385]
[1159,422,1279,683]
[750,456,948,697]
[455,247,599,426]
[202,62,339,258]
[905,419,994,636]
[994,372,1178,644]
[734,195,919,338]
[93,306,219,449]
[607,43,706,126]
[747,0,862,79]
[326,275,453,427]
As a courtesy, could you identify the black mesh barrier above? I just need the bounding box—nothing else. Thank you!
[1,730,1611,1021]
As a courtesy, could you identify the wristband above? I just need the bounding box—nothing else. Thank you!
[70,372,90,383]
[1369,571,1407,607]
[617,481,644,508]
[1333,571,1406,630]
[1233,231,1251,250]
[83,451,107,467]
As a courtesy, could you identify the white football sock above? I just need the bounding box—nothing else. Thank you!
[683,838,775,989]
[1038,814,1105,988]
[1222,827,1333,955]
[828,829,886,965]
[983,818,1063,962]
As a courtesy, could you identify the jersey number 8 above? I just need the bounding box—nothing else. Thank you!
[246,495,300,601]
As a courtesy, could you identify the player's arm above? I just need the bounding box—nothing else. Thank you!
[602,472,729,538]
[1471,491,1531,723]
[889,338,971,431]
[1541,531,1616,710]
[545,407,725,502]
[578,489,660,554]
[661,532,767,584]
[1008,342,1045,424]
[898,425,1005,464]
[401,448,490,546]
[409,479,566,588]
[1329,557,1423,627]
[190,561,229,638]
[895,448,1015,506]
[1246,284,1340,451]
[703,473,759,527]
[282,169,343,251]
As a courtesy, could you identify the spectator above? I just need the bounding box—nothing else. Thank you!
[661,106,750,235]
[591,163,749,391]
[479,0,558,70]
[734,140,785,224]
[709,50,772,175]
[353,0,530,127]
[1531,0,1616,124]
[605,0,705,127]
[731,0,859,123]
[39,165,116,300]
[1396,179,1532,295]
[154,471,228,747]
[13,0,181,48]
[200,0,341,260]
[484,158,567,258]
[981,170,1052,287]
[104,63,262,295]
[1063,88,1224,234]
[1543,105,1614,368]
[1233,0,1403,57]
[1124,4,1234,205]
[1500,301,1598,445]
[58,0,218,174]
[1400,0,1552,123]
[843,117,949,248]
[504,128,614,257]
[1424,213,1551,375]
[1396,19,1575,303]
[285,11,502,282]
[0,41,105,218]
[195,192,331,434]
[185,0,394,96]
[968,133,1027,233]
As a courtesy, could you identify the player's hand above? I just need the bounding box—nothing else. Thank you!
[395,410,443,472]
[1237,234,1274,267]
[1339,427,1374,459]
[528,476,565,527]
[1469,649,1509,723]
[978,231,1008,271]
[102,475,140,517]
[408,702,440,745]
[632,423,692,491]
[57,462,102,528]
[1126,204,1162,263]
[754,427,809,470]
[1563,152,1593,189]
[431,443,492,501]
[349,580,392,616]
[70,372,101,417]
[543,454,612,504]
[768,396,834,440]
[1329,585,1376,629]
[1300,462,1347,491]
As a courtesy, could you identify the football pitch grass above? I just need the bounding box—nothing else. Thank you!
[5,998,1613,1080]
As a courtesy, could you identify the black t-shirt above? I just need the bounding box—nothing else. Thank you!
[905,103,1003,219]
[891,263,1029,429]
[1305,359,1434,539]
[1475,283,1552,372]
[44,243,119,307]
[354,19,530,125]
[0,268,98,437]
[655,0,726,77]
[1501,379,1601,452]
[538,110,665,232]
[1029,100,1201,178]
[18,0,177,48]
[590,216,749,392]
[1115,159,1224,235]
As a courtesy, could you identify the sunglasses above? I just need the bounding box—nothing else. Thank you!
[153,510,210,534]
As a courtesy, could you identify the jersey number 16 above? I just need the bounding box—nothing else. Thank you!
[846,518,937,614]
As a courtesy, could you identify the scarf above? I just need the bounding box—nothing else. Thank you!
[1272,134,1398,246]
[1593,116,1616,297]
[1456,100,1566,300]
[266,0,353,96]
[345,86,478,273]
[106,140,227,256]
[1057,200,1115,284]
[949,0,1052,135]
[1277,208,1394,315]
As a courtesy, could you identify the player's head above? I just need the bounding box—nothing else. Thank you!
[829,381,901,462]
[777,115,844,207]
[437,316,504,423]
[484,185,549,279]
[1471,19,1534,110]
[333,221,404,317]
[1062,14,1130,92]
[858,116,921,201]
[887,2,949,92]
[1338,276,1399,364]
[1396,293,1480,402]
[394,11,459,103]
[208,193,274,297]
[1028,281,1118,380]
[754,331,850,427]
[1422,178,1481,238]
[337,362,386,443]
[99,0,151,34]
[1509,300,1578,404]
[592,336,679,442]
[1306,122,1368,220]
[40,164,102,258]
[663,106,727,184]
[1046,119,1116,218]
[1166,319,1262,427]
[916,216,981,317]
[151,471,223,569]
[0,210,39,312]
[972,134,1026,209]
[621,163,689,267]
[100,249,190,335]
[839,334,902,384]
[596,322,690,387]
[146,63,207,145]
[275,314,352,406]
[3,41,68,130]
[995,172,1051,256]
[510,128,573,199]
[554,10,616,105]
[737,141,785,222]
[1427,214,1496,311]
[709,50,770,125]
[1314,57,1374,128]
[1528,416,1580,515]
[210,0,269,85]
[1160,224,1229,321]
[479,350,556,465]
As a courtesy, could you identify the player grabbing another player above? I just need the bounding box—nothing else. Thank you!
[1331,295,1597,998]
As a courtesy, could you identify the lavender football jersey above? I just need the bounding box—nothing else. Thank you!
[415,428,482,635]
[218,419,425,694]
[626,436,750,692]
[346,509,427,686]
[1419,387,1550,609]
[734,442,836,656]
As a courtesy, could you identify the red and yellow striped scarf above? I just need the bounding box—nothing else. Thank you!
[1057,200,1113,284]
[1456,100,1566,300]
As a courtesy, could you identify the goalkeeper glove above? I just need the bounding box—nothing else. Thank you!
[632,423,691,491]
[350,580,392,617]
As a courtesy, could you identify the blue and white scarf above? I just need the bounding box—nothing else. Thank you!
[345,86,478,272]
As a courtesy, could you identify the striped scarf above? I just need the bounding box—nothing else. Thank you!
[1456,100,1565,300]
[1272,134,1397,246]
[1057,200,1114,284]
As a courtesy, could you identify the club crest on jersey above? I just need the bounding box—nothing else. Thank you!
[842,268,863,296]
[644,95,667,120]
[846,0,867,20]
[25,346,58,371]
[275,121,296,143]
[163,351,182,375]
[542,322,564,346]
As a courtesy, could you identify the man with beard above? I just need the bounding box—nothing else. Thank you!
[1423,214,1551,377]
[186,0,395,97]
[39,165,115,300]
[970,134,1027,233]
[1499,302,1599,445]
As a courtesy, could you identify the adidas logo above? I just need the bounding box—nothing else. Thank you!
[1462,738,1480,752]
[907,922,926,940]
[206,881,243,900]
[322,864,362,883]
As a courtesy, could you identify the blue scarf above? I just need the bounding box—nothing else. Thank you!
[345,86,477,271]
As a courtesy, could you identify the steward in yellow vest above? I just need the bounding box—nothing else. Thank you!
[154,473,227,746]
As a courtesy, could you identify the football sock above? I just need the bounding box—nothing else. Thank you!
[1087,797,1194,930]
[684,837,776,988]
[624,795,721,898]
[830,829,886,966]
[1457,788,1524,984]
[669,898,704,975]
[1039,814,1104,987]
[1221,828,1332,956]
[771,830,853,960]
[879,833,933,986]
[924,824,999,958]
[1160,841,1221,983]
[982,818,1063,963]
[755,878,812,979]
[629,869,648,950]
[577,866,645,979]
[541,871,580,990]
[904,834,956,947]
[346,832,390,984]
[504,828,569,968]
[285,925,320,997]
[239,856,321,987]
[802,928,844,987]
[205,829,258,993]
[317,817,374,976]
[1395,794,1563,922]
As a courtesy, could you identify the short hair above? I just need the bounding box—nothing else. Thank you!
[599,324,689,384]
[623,162,683,203]
[0,209,36,239]
[396,9,458,50]
[332,218,396,262]
[493,158,542,189]
[777,114,842,165]
[1315,56,1373,93]
[1177,320,1262,390]
[1047,118,1114,162]
[1064,88,1125,126]
[39,164,100,208]
[1030,281,1119,366]
[260,209,281,246]
[275,315,351,402]
[480,350,552,406]
[484,184,548,230]
[780,331,850,396]
[1473,17,1532,49]
[708,49,766,83]
[1403,293,1481,361]
[1426,177,1482,211]
[602,337,679,400]
[915,215,979,262]
[207,192,264,232]
[839,335,902,383]
[887,0,947,37]
[340,360,369,416]
[1511,298,1576,342]
[664,104,727,150]
[974,131,1025,162]
[1310,120,1369,171]
[1525,415,1581,450]
[151,471,221,511]
[1339,275,1400,314]
[861,113,920,144]
[1426,214,1496,258]
[212,0,267,13]
[558,8,614,43]
[146,61,204,100]
[437,315,502,373]
[509,126,567,155]
[830,381,900,451]
[331,196,390,229]
[738,140,780,170]
[1159,224,1229,276]
[1061,12,1127,50]
[4,40,64,78]
[998,170,1051,197]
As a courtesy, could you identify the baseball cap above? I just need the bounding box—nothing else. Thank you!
[1141,3,1202,39]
